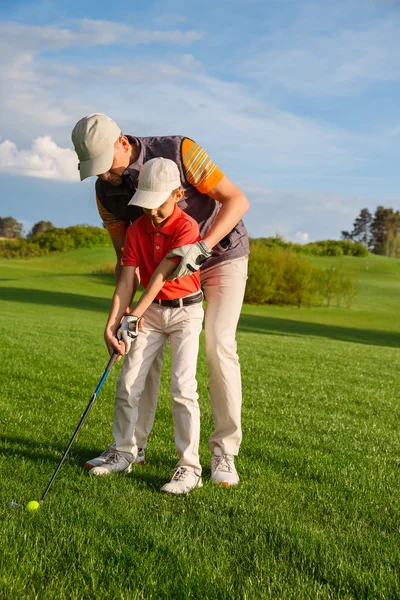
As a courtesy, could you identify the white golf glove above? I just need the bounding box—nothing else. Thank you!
[166,241,212,280]
[117,315,140,354]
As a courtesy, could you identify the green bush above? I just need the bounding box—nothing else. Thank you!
[302,240,368,257]
[319,265,357,308]
[0,225,112,258]
[245,243,321,307]
[250,236,369,257]
[245,242,357,308]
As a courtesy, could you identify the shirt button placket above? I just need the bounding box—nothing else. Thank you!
[154,232,162,262]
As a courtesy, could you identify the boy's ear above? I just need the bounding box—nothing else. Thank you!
[175,188,184,201]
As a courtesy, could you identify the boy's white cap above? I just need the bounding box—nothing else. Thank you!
[128,158,181,209]
[71,113,121,181]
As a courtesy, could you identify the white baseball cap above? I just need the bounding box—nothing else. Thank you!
[128,158,181,209]
[71,113,121,181]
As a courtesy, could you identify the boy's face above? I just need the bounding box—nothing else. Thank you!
[143,189,183,228]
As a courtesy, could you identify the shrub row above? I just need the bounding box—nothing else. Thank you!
[245,242,357,307]
[0,226,112,258]
[252,236,369,257]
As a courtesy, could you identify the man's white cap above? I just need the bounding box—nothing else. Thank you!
[128,158,181,209]
[71,113,121,181]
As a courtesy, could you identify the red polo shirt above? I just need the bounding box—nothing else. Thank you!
[122,204,201,301]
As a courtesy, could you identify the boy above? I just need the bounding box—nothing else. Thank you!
[90,157,205,495]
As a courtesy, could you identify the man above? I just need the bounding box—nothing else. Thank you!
[71,113,249,486]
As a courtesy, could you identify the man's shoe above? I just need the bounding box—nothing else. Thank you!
[211,448,239,486]
[84,444,116,470]
[85,445,145,469]
[89,450,133,476]
[160,467,202,495]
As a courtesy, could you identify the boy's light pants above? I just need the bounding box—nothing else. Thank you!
[134,256,248,456]
[113,301,204,476]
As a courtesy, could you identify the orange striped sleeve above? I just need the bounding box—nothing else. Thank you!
[96,196,129,239]
[181,138,224,194]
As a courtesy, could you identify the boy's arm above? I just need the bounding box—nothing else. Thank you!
[131,257,177,318]
[104,266,138,356]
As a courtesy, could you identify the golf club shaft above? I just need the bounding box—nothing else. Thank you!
[40,351,119,501]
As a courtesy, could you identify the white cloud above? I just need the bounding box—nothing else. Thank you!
[0,20,205,143]
[244,15,400,96]
[0,20,203,54]
[294,231,310,244]
[0,137,78,181]
[78,19,204,45]
[0,9,399,240]
[0,24,368,180]
[241,183,377,241]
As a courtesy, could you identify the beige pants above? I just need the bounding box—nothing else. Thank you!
[134,256,248,456]
[113,301,204,475]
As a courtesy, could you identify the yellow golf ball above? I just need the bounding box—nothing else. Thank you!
[26,501,40,512]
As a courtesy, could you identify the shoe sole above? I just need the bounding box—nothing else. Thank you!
[88,464,133,476]
[212,479,239,487]
[161,478,203,495]
[84,458,145,470]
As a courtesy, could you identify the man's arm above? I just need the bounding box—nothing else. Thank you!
[111,235,125,282]
[180,139,249,249]
[202,175,249,249]
[166,175,250,279]
[111,234,142,300]
[95,195,136,284]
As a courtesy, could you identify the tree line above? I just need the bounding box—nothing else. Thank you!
[0,217,54,239]
[0,215,372,309]
[341,206,400,258]
[3,204,399,258]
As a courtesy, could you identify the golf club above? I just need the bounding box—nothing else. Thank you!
[8,351,119,510]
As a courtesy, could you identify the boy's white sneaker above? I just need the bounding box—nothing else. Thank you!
[85,444,145,469]
[135,448,146,465]
[211,448,239,486]
[89,450,133,476]
[160,467,203,495]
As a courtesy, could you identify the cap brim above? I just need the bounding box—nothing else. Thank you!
[78,146,114,181]
[128,189,172,209]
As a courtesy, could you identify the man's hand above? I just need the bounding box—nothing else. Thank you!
[117,315,141,354]
[166,241,212,280]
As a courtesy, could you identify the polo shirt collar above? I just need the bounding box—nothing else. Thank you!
[146,204,183,234]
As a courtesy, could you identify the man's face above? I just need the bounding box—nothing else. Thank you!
[143,190,182,228]
[98,136,131,186]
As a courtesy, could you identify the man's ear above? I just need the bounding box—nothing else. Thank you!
[120,135,131,152]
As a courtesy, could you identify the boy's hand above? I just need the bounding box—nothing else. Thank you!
[104,328,124,360]
[166,241,212,280]
[117,315,142,354]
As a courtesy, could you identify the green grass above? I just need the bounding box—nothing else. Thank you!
[1,249,400,599]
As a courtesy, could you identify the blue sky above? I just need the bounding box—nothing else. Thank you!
[0,0,399,242]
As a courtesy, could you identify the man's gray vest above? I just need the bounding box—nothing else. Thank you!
[96,135,249,270]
